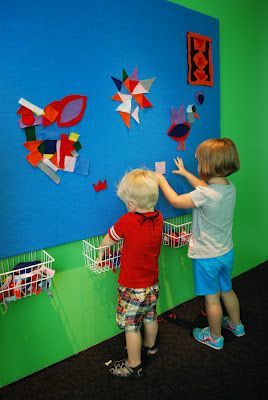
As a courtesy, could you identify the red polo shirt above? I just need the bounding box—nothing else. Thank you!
[108,211,163,288]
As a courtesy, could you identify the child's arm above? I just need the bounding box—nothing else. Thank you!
[96,233,117,264]
[157,174,195,209]
[173,157,207,188]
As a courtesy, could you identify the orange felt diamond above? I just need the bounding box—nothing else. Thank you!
[26,151,43,167]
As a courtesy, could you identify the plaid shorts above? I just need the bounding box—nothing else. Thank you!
[116,283,159,332]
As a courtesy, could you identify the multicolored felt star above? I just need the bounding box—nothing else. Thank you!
[111,67,155,128]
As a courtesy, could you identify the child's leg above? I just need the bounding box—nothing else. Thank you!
[205,293,222,338]
[125,331,142,368]
[143,319,158,351]
[220,289,241,325]
[142,284,159,354]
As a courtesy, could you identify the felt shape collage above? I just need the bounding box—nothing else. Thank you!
[17,95,89,184]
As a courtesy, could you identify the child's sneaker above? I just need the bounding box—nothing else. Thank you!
[109,359,143,378]
[222,316,245,337]
[193,327,224,350]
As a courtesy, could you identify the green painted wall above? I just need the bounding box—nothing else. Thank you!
[1,0,267,388]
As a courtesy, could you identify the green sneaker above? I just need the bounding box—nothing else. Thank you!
[222,316,245,337]
[193,327,224,350]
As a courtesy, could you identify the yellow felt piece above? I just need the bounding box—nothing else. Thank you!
[69,132,80,142]
[43,154,54,159]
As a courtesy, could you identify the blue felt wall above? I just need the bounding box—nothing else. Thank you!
[0,0,219,259]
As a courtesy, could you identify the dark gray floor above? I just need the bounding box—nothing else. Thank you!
[1,261,267,400]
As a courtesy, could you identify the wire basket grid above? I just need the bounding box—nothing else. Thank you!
[0,250,55,307]
[162,214,192,248]
[83,236,122,274]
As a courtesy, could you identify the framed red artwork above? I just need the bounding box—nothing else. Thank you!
[187,32,213,86]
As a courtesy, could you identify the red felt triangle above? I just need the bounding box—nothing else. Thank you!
[17,106,34,115]
[141,95,152,108]
[133,94,152,108]
[128,80,139,93]
[50,153,59,168]
[133,94,144,108]
[119,112,130,128]
[24,140,43,152]
[42,116,53,127]
[123,78,131,93]
[112,93,122,101]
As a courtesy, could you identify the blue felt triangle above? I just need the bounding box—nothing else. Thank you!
[111,76,122,91]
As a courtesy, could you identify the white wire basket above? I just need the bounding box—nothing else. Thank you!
[162,214,192,248]
[0,250,55,308]
[83,236,122,274]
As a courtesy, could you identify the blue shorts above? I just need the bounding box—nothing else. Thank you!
[192,249,234,295]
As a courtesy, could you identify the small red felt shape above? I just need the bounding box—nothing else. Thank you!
[93,179,107,192]
[17,106,33,115]
[18,106,36,126]
[43,103,59,126]
[187,32,213,86]
[123,78,139,93]
[133,94,152,109]
[26,151,43,167]
[21,113,35,126]
[24,141,43,152]
[59,134,75,169]
[112,93,122,102]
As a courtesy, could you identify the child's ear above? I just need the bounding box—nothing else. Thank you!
[127,201,136,212]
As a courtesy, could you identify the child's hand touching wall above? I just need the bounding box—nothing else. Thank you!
[172,157,188,177]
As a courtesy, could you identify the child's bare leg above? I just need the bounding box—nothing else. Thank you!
[220,289,241,325]
[205,293,222,337]
[125,331,142,367]
[143,319,158,353]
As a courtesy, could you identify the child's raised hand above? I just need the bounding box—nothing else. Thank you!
[172,157,187,176]
[95,254,104,267]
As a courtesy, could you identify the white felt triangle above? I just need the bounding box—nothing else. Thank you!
[119,93,132,102]
[116,97,132,113]
[132,82,148,95]
[131,106,140,123]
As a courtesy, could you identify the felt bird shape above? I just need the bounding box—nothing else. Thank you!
[167,105,191,150]
[167,104,200,150]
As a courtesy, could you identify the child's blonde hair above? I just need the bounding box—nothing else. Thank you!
[196,138,240,181]
[117,169,159,210]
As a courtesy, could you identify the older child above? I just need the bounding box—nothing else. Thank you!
[157,138,245,350]
[97,169,163,377]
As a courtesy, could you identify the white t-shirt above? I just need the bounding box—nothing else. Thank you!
[188,181,236,258]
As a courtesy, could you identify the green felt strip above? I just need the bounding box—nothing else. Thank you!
[24,126,36,141]
[73,141,82,151]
